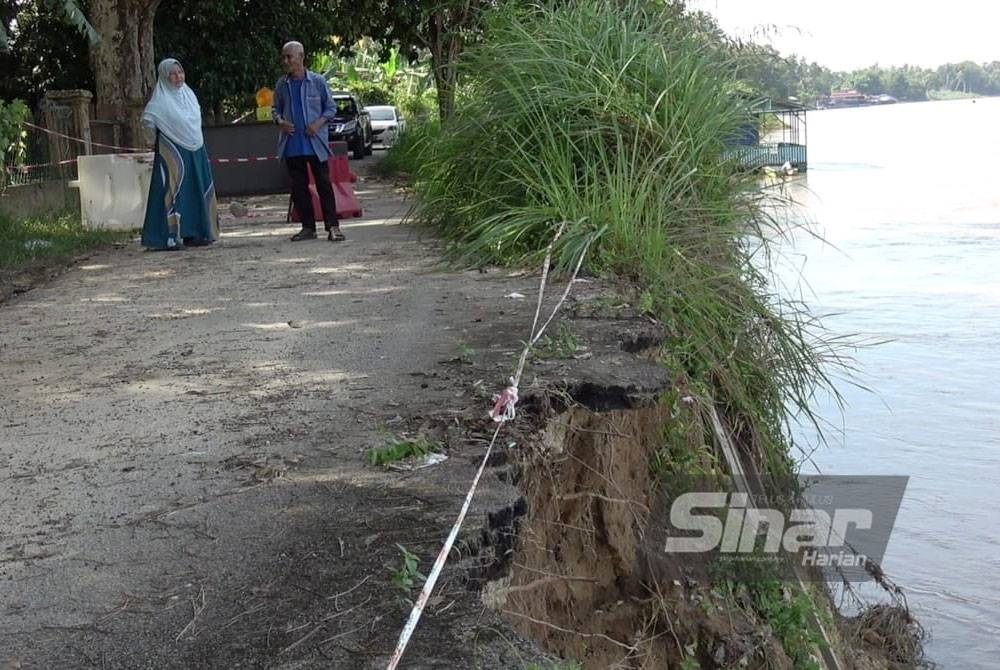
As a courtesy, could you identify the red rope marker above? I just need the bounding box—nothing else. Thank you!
[489,379,519,423]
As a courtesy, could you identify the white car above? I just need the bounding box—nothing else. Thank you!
[366,105,406,147]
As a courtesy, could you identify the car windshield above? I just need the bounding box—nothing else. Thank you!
[333,98,357,117]
[368,108,396,121]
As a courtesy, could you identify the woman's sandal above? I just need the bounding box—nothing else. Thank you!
[328,229,346,242]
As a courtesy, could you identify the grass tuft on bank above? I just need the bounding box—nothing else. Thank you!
[0,209,132,298]
[0,210,129,268]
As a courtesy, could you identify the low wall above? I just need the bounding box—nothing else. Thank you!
[202,123,351,198]
[202,122,288,197]
[0,181,78,220]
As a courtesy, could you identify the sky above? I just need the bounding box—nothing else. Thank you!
[686,1,1000,71]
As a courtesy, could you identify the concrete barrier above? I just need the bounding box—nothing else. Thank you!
[288,142,363,222]
[69,153,154,230]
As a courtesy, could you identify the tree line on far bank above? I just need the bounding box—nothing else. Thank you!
[747,48,1000,103]
[685,9,999,104]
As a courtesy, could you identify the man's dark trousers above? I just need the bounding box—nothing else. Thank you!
[286,155,339,231]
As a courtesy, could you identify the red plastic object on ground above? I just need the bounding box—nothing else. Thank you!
[288,142,363,222]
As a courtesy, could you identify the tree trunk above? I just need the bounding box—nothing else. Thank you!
[430,45,458,122]
[88,0,162,148]
[428,2,472,122]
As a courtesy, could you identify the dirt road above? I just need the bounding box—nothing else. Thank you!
[0,159,551,669]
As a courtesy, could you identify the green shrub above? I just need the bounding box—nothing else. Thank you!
[0,99,29,189]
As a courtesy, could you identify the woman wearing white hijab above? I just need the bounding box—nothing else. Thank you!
[140,58,219,250]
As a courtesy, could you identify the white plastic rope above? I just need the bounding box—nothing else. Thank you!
[385,221,594,669]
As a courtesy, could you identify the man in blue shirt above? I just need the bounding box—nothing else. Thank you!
[273,41,344,242]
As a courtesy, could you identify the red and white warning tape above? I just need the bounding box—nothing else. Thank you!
[22,122,280,165]
[210,156,276,164]
[5,157,79,171]
[23,121,146,153]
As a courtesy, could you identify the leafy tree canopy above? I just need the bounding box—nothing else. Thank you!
[0,0,94,108]
[154,0,344,117]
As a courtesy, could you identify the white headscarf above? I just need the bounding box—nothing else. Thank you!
[141,58,204,151]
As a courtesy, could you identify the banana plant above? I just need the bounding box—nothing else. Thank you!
[379,47,400,80]
[1,0,100,51]
[313,51,364,90]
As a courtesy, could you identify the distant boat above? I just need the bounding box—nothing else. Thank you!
[816,90,898,108]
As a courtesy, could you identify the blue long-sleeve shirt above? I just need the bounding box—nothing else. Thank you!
[272,70,337,161]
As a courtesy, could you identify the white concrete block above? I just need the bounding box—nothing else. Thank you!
[69,153,155,230]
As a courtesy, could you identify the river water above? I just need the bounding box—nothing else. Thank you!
[773,98,1000,669]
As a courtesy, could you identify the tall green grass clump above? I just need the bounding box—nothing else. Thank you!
[404,0,842,480]
[372,118,441,180]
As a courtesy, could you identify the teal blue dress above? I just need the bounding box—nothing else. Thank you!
[141,131,220,250]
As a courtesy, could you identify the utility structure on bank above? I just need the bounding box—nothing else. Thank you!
[729,99,809,173]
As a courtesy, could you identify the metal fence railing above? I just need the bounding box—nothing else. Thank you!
[1,114,61,190]
[2,107,139,192]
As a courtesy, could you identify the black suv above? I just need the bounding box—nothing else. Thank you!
[330,92,373,160]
